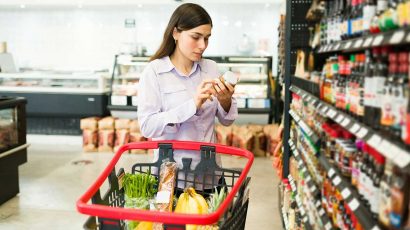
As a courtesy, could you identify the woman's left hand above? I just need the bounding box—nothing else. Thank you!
[212,78,235,112]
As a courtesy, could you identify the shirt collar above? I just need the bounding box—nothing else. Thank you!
[156,56,206,75]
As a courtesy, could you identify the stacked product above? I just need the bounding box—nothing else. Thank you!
[98,117,116,152]
[80,117,100,152]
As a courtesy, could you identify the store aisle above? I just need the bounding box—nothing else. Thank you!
[0,139,282,230]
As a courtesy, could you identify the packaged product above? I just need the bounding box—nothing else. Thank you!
[113,129,129,153]
[82,129,98,152]
[80,117,100,130]
[98,117,115,130]
[114,118,131,130]
[98,129,115,152]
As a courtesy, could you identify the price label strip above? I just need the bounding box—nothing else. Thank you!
[394,149,410,168]
[345,41,353,49]
[327,109,337,118]
[390,30,405,44]
[356,127,369,139]
[373,35,384,46]
[377,140,394,159]
[341,118,351,127]
[341,188,352,200]
[333,176,342,186]
[348,198,360,212]
[349,123,361,134]
[335,114,345,123]
[363,37,373,47]
[328,168,336,178]
[368,134,382,149]
[354,39,363,48]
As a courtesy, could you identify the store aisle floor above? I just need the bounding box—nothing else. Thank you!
[0,139,282,230]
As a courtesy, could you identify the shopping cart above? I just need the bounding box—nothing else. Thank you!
[77,141,254,230]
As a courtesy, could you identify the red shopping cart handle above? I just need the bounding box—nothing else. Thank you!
[76,140,254,225]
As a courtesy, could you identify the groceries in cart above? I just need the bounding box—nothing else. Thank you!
[77,141,253,230]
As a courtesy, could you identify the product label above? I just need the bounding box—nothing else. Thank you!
[364,77,374,107]
[363,5,377,31]
[374,76,386,108]
[381,85,395,126]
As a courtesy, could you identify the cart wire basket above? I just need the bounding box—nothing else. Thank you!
[77,140,254,230]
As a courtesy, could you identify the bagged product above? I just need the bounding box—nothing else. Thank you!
[113,129,130,153]
[263,124,280,156]
[82,129,98,152]
[153,161,177,230]
[98,129,115,152]
[80,117,100,130]
[114,118,131,130]
[98,117,115,130]
[231,126,253,151]
[247,124,267,157]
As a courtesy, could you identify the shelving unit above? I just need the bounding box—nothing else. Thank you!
[318,28,410,54]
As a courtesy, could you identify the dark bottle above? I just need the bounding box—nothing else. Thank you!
[373,47,389,130]
[351,0,359,37]
[379,160,393,228]
[389,165,410,229]
[355,0,365,37]
[380,59,397,136]
[342,0,353,40]
[364,49,376,127]
[370,149,385,220]
[357,54,366,122]
[358,146,369,200]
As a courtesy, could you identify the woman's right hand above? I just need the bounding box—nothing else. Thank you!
[194,80,215,110]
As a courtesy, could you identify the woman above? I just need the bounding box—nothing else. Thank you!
[137,3,238,190]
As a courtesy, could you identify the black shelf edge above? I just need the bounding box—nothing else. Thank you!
[318,155,380,230]
[289,109,320,144]
[289,141,333,230]
[318,28,410,54]
[290,76,320,97]
[290,86,410,170]
[238,108,271,114]
[107,105,138,111]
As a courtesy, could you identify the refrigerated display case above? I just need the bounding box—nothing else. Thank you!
[0,96,28,205]
[0,71,111,135]
[108,55,275,123]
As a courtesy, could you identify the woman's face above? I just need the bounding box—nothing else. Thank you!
[174,24,212,62]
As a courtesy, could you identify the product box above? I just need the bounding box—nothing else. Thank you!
[82,129,98,152]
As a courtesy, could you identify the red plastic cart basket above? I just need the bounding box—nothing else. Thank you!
[76,141,254,230]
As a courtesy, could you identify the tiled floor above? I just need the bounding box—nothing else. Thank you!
[0,136,282,230]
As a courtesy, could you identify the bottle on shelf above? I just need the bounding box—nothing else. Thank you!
[370,0,389,33]
[370,148,385,220]
[379,0,399,31]
[363,0,377,34]
[380,53,397,136]
[364,49,377,127]
[373,47,389,130]
[378,160,393,228]
[389,165,410,229]
[342,0,353,40]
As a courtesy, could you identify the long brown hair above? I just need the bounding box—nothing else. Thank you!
[150,3,212,61]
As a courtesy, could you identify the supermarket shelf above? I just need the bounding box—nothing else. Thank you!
[107,105,138,111]
[318,27,410,54]
[289,141,333,230]
[281,206,290,230]
[238,108,271,114]
[290,85,410,170]
[291,76,320,97]
[287,174,313,230]
[318,155,380,230]
[289,109,320,144]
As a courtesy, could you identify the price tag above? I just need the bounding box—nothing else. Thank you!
[348,198,360,211]
[349,123,361,134]
[321,106,329,113]
[406,33,410,42]
[373,35,384,46]
[315,200,321,208]
[377,140,393,158]
[335,114,345,123]
[390,30,405,44]
[294,150,300,158]
[298,160,303,167]
[341,188,352,199]
[325,222,332,230]
[354,39,363,48]
[335,43,341,50]
[333,176,342,186]
[328,168,336,178]
[303,216,309,223]
[368,134,382,148]
[356,127,369,139]
[327,109,337,118]
[310,186,316,193]
[319,208,326,216]
[341,118,351,127]
[345,41,353,49]
[394,149,410,168]
[363,37,373,47]
[111,95,128,106]
[306,175,312,182]
[371,225,381,230]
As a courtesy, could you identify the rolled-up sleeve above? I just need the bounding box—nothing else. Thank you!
[216,97,238,126]
[137,65,197,138]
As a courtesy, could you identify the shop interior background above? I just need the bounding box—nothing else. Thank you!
[0,1,281,72]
